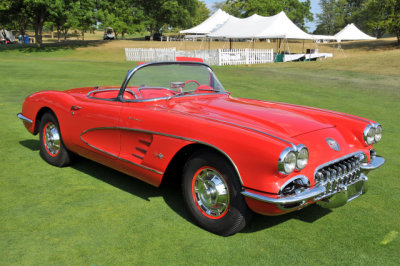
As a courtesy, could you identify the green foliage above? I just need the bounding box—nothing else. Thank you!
[314,0,348,35]
[139,0,198,35]
[193,1,210,26]
[367,0,400,44]
[216,0,313,30]
[96,0,145,39]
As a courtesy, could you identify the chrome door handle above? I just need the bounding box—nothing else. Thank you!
[71,105,82,111]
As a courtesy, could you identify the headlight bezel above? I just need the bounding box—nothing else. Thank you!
[278,144,309,175]
[363,123,382,146]
[296,144,309,171]
[278,147,297,175]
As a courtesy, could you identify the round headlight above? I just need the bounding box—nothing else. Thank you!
[363,125,375,145]
[374,124,382,143]
[278,147,296,175]
[296,145,309,170]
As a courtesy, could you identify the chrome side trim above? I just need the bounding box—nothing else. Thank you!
[242,186,326,205]
[156,106,297,148]
[80,130,163,175]
[17,113,33,124]
[361,156,385,171]
[80,126,243,183]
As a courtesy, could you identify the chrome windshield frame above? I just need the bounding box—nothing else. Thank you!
[117,61,226,103]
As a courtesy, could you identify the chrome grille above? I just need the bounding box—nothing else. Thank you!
[314,155,362,200]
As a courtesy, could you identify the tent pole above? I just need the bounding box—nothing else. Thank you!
[230,38,232,49]
[302,40,305,54]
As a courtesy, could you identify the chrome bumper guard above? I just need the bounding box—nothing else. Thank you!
[17,113,33,124]
[361,156,385,171]
[241,154,385,210]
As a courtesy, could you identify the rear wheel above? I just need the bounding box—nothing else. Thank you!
[182,150,252,236]
[39,112,72,167]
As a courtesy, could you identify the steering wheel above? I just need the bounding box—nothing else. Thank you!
[184,80,200,88]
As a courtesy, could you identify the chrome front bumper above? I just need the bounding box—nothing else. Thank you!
[241,155,385,209]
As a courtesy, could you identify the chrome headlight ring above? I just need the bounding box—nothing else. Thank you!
[363,123,382,146]
[278,144,309,175]
[278,147,297,175]
[374,123,382,143]
[296,144,309,170]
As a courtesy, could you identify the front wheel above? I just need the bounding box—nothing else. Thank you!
[182,150,252,236]
[39,112,72,167]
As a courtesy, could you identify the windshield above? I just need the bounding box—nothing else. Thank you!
[124,63,225,101]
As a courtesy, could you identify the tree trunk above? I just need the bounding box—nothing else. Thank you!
[63,29,68,40]
[19,26,26,44]
[150,25,154,40]
[57,28,61,42]
[122,32,125,40]
[33,6,46,47]
[34,24,43,47]
[397,31,400,46]
[81,31,84,40]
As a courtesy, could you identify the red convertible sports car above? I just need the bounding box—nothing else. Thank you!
[18,60,385,236]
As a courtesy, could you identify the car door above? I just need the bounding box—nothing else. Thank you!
[67,96,122,166]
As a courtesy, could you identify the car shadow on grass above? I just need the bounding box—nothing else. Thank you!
[242,205,332,234]
[20,139,333,234]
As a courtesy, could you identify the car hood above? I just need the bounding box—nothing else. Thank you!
[167,95,334,138]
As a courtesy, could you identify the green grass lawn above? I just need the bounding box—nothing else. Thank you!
[1,41,399,265]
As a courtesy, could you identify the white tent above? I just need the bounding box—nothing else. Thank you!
[334,23,376,42]
[207,11,313,40]
[180,9,232,35]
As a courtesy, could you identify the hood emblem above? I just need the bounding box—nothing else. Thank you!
[326,138,340,151]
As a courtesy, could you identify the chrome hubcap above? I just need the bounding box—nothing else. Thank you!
[193,168,229,217]
[44,123,60,156]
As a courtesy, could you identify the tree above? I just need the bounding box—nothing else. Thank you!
[193,1,210,26]
[213,0,313,31]
[138,0,198,38]
[97,0,142,39]
[365,0,400,44]
[314,0,348,35]
[48,0,74,42]
[24,0,54,47]
[68,0,96,40]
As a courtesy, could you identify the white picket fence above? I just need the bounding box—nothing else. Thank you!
[125,48,177,62]
[125,48,274,66]
[218,49,274,65]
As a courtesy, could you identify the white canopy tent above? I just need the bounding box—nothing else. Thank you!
[180,9,232,35]
[334,23,376,42]
[207,11,313,40]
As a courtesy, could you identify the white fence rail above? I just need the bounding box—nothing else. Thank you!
[125,48,274,65]
[125,48,177,62]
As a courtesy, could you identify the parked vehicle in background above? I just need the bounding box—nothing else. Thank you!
[1,29,16,44]
[103,27,115,40]
[17,60,385,236]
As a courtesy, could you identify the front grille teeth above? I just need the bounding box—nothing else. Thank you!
[314,155,362,200]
